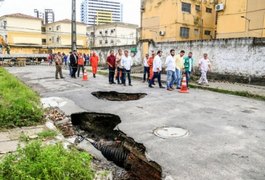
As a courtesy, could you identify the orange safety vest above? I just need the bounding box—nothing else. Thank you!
[78,55,84,65]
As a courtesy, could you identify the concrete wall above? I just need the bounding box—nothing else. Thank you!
[149,38,265,80]
[91,44,141,66]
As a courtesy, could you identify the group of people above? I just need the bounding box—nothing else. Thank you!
[106,49,133,86]
[143,49,211,90]
[53,51,99,79]
[52,48,212,91]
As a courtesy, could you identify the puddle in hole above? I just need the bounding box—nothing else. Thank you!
[71,112,162,180]
[154,126,189,139]
[91,91,147,101]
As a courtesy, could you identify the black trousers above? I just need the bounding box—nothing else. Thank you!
[143,66,150,81]
[149,72,162,87]
[71,67,77,78]
[109,67,115,83]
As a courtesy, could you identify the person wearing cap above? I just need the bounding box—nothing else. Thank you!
[149,50,165,88]
[90,51,99,78]
[54,52,64,79]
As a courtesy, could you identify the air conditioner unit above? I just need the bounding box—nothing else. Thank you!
[159,31,165,36]
[215,4,225,11]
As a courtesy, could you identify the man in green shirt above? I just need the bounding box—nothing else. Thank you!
[183,52,194,88]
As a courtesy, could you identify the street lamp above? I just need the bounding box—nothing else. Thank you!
[241,15,251,37]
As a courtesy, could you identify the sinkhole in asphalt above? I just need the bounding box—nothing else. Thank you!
[91,91,147,101]
[154,126,189,139]
[71,112,162,180]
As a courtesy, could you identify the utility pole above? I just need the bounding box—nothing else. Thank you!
[71,0,77,51]
[93,15,96,47]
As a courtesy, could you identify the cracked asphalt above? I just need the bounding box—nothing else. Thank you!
[5,66,265,180]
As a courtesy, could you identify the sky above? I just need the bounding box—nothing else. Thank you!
[0,0,141,26]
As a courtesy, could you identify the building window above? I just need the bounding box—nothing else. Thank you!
[111,40,114,44]
[206,7,212,13]
[56,36,60,43]
[99,31,102,35]
[180,27,189,38]
[194,29,199,35]
[99,40,102,44]
[204,30,211,35]
[105,30,108,34]
[182,2,191,13]
[111,29,115,34]
[42,39,46,45]
[105,40,108,44]
[56,25,61,31]
[48,27,52,31]
[3,20,7,29]
[195,5,201,12]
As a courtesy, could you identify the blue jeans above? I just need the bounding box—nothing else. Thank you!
[175,69,182,88]
[122,69,131,85]
[166,70,176,89]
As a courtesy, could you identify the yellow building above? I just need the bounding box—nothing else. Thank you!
[0,13,43,54]
[216,0,265,38]
[96,11,113,25]
[141,0,217,43]
[44,19,88,53]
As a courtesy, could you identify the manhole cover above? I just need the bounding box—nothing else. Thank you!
[153,127,189,139]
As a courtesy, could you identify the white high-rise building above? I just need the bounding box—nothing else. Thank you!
[81,0,123,26]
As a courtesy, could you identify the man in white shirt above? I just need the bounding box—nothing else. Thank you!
[121,50,133,86]
[165,49,176,91]
[198,53,211,85]
[143,53,150,83]
[149,50,165,88]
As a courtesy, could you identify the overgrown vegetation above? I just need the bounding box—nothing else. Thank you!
[0,68,44,128]
[0,141,94,179]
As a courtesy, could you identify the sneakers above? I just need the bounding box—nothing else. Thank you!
[149,85,154,88]
[159,86,165,88]
[129,84,133,86]
[167,88,173,91]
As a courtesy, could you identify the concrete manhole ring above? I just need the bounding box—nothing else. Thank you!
[153,126,189,139]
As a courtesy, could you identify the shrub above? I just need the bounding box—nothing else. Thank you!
[0,141,94,179]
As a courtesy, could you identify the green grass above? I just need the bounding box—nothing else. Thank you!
[37,130,58,140]
[0,67,44,128]
[0,141,94,180]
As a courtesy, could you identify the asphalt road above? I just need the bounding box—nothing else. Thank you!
[6,66,265,180]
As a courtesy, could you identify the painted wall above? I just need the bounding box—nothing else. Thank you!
[45,22,87,47]
[216,0,265,38]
